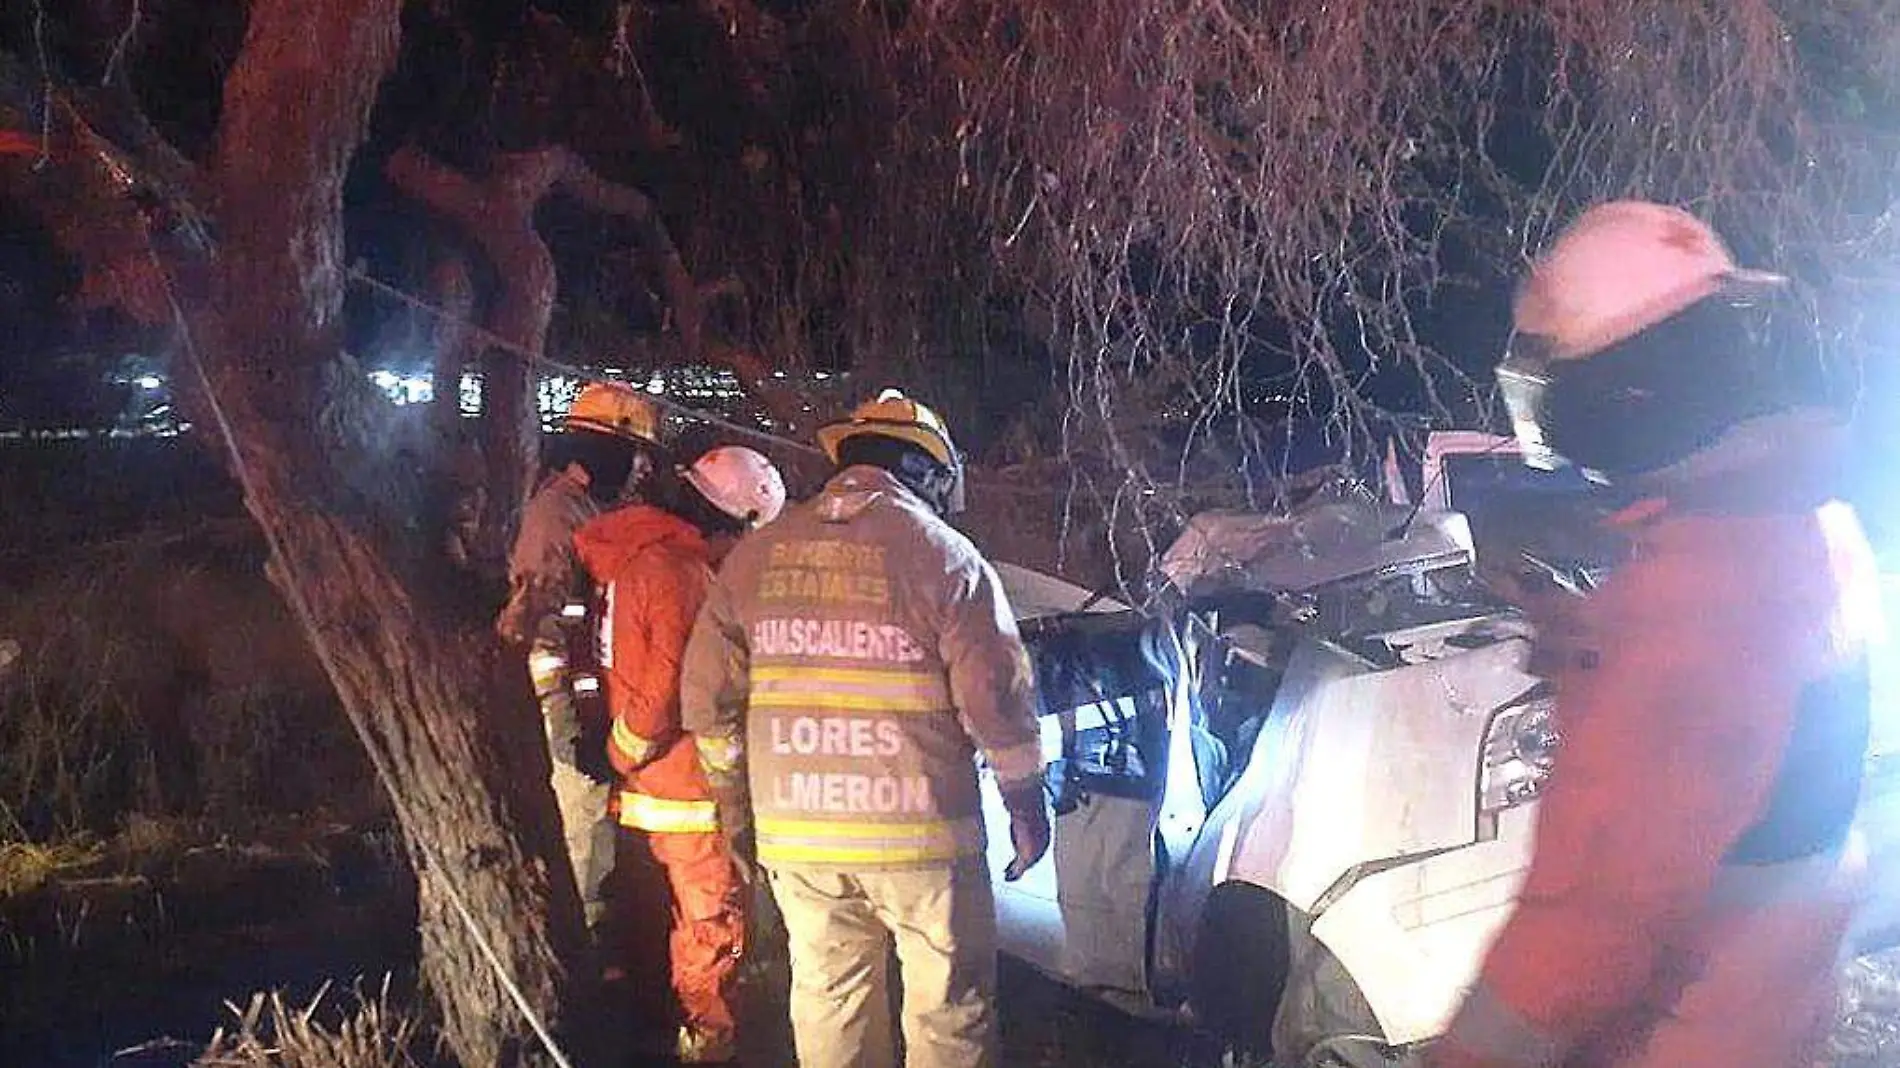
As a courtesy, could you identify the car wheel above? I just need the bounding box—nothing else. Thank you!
[1272,909,1397,1068]
[1190,881,1290,1061]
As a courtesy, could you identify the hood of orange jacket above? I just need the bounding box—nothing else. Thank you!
[574,503,711,580]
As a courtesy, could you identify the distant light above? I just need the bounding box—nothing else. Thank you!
[814,371,830,381]
[135,375,163,390]
[368,370,434,405]
[459,373,483,417]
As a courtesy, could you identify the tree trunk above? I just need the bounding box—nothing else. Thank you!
[386,146,555,518]
[188,2,590,1065]
[430,253,478,447]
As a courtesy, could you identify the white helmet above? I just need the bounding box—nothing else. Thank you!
[683,446,787,528]
[1500,200,1786,471]
[1512,200,1784,363]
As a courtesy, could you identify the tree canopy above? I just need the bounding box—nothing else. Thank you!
[5,0,1899,575]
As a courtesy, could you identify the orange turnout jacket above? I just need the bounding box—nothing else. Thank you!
[574,504,744,1056]
[1429,415,1881,1068]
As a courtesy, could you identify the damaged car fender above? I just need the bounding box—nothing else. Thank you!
[1162,636,1544,1046]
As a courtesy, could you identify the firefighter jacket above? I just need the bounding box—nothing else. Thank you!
[497,469,602,772]
[1432,410,1883,1068]
[573,503,723,836]
[679,465,1045,871]
[498,468,601,647]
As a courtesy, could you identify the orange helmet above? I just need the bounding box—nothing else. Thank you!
[564,381,662,445]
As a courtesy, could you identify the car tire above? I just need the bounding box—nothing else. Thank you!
[1190,881,1290,1061]
[1273,908,1394,1068]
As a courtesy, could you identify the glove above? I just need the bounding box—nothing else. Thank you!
[1000,781,1051,882]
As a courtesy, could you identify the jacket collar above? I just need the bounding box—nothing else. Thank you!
[817,465,930,524]
[1626,407,1848,517]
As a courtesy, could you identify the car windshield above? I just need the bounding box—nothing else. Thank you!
[1441,454,1626,575]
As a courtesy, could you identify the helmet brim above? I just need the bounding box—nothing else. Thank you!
[564,416,661,446]
[817,420,957,468]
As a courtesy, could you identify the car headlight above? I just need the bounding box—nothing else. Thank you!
[1480,694,1560,813]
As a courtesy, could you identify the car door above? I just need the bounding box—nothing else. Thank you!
[982,588,1207,997]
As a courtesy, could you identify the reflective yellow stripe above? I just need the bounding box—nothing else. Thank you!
[751,691,944,713]
[755,816,981,866]
[750,665,950,713]
[611,718,659,764]
[757,817,965,838]
[695,733,743,774]
[760,840,966,865]
[618,792,720,834]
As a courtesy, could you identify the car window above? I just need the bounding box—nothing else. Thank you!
[1442,454,1627,575]
[1443,454,1599,511]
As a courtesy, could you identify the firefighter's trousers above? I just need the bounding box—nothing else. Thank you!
[1433,843,1865,1068]
[532,640,615,934]
[640,828,746,1051]
[768,857,997,1068]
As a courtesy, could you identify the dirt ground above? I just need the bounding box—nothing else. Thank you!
[4,819,1900,1068]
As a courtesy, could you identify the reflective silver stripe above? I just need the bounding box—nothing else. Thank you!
[528,646,569,695]
[619,791,720,834]
[1711,850,1843,909]
[1442,981,1563,1068]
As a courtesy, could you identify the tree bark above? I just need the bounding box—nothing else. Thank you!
[187,2,590,1065]
[429,253,478,447]
[384,146,555,517]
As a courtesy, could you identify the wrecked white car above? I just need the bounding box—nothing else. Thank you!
[982,432,1900,1066]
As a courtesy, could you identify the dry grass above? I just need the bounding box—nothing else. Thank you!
[0,835,105,899]
[0,523,368,849]
[192,978,423,1068]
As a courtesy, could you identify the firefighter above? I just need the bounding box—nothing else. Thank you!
[574,444,786,1064]
[1421,201,1884,1068]
[679,390,1051,1068]
[496,380,666,942]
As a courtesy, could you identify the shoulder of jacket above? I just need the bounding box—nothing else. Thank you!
[526,477,593,528]
[911,508,985,573]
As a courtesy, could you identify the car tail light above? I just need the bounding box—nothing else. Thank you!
[1480,693,1560,813]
